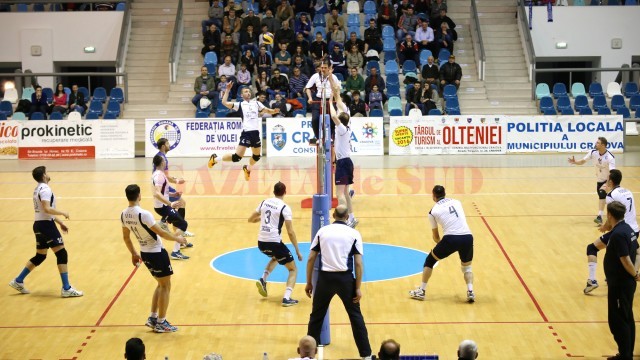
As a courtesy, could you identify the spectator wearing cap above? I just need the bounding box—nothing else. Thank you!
[396,6,418,41]
[241,7,261,32]
[364,19,383,53]
[415,20,437,55]
[439,54,462,93]
[295,13,312,41]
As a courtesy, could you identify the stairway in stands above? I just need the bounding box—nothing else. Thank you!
[476,0,538,115]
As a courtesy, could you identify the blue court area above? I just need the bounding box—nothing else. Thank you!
[211,242,428,284]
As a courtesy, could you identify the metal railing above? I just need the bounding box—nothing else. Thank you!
[115,0,132,73]
[517,0,537,97]
[169,0,185,84]
[532,67,640,99]
[0,72,129,103]
[470,0,486,80]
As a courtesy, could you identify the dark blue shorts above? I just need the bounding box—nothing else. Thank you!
[168,186,181,202]
[33,220,64,249]
[335,157,354,185]
[427,234,474,265]
[141,248,173,278]
[154,205,188,232]
[258,241,294,265]
[239,130,261,148]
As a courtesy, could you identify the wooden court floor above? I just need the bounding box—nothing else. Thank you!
[0,156,639,359]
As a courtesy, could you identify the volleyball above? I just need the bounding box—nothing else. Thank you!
[263,32,274,45]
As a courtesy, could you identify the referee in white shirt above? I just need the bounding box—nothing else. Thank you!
[305,205,372,359]
[305,61,341,145]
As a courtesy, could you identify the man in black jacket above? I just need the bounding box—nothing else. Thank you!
[364,19,382,53]
[68,84,86,115]
[202,23,221,57]
[439,54,462,93]
[349,91,367,117]
[421,55,439,84]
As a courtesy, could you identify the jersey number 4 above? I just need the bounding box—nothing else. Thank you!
[449,206,459,218]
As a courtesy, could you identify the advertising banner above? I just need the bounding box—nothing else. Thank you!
[506,115,624,153]
[0,120,20,159]
[145,118,253,157]
[266,117,384,157]
[389,116,507,155]
[17,120,134,159]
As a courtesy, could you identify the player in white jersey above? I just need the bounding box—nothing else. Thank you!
[583,169,640,294]
[152,155,191,260]
[121,184,186,333]
[249,182,302,306]
[568,137,616,225]
[327,68,358,228]
[207,82,281,181]
[409,185,476,302]
[9,166,83,297]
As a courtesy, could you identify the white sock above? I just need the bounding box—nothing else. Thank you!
[467,283,473,292]
[173,241,180,252]
[262,270,270,282]
[158,317,165,323]
[150,312,158,319]
[598,211,603,216]
[348,213,354,222]
[284,287,293,300]
[588,262,597,281]
[420,282,427,290]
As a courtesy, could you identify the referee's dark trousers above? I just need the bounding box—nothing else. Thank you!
[608,280,636,359]
[310,94,335,141]
[307,271,371,357]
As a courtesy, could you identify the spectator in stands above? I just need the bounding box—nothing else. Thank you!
[345,67,365,98]
[458,340,479,360]
[329,23,346,49]
[274,43,293,74]
[275,21,295,51]
[327,0,344,12]
[405,80,423,115]
[216,75,230,103]
[255,71,271,94]
[431,0,447,20]
[420,83,438,114]
[289,335,317,360]
[415,20,437,54]
[295,13,312,41]
[364,19,383,53]
[436,22,454,53]
[291,55,312,77]
[259,25,273,52]
[223,10,242,43]
[346,45,364,72]
[326,8,345,31]
[288,33,310,57]
[345,32,365,54]
[49,83,68,115]
[310,32,329,61]
[224,0,243,17]
[289,67,309,99]
[378,0,396,29]
[241,49,257,75]
[256,91,270,109]
[29,86,48,120]
[236,63,252,88]
[440,54,462,92]
[368,84,384,111]
[275,0,294,27]
[95,3,115,11]
[240,24,260,56]
[398,34,420,65]
[192,66,217,110]
[396,0,412,19]
[414,0,431,16]
[431,9,456,34]
[421,55,439,84]
[220,34,240,64]
[258,0,278,14]
[242,8,261,32]
[365,66,386,97]
[271,92,289,116]
[261,9,279,34]
[68,84,86,115]
[268,68,289,99]
[349,91,367,117]
[377,339,401,360]
[206,0,224,30]
[293,0,314,20]
[257,46,272,76]
[202,23,221,57]
[329,45,348,79]
[124,337,145,360]
[396,5,418,41]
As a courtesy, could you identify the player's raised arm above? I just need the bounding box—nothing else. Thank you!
[327,69,341,125]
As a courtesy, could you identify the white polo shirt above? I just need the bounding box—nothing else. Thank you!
[121,205,163,253]
[33,183,55,221]
[256,197,292,243]
[583,149,615,182]
[607,186,639,233]
[152,169,169,208]
[428,198,472,236]
[232,99,265,131]
[310,222,363,272]
[335,123,351,160]
[305,73,341,99]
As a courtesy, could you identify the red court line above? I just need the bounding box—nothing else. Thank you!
[95,265,139,327]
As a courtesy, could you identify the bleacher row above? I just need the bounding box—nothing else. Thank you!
[0,2,126,12]
[535,81,640,118]
[0,86,125,120]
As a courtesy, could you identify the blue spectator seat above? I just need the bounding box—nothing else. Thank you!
[216,106,230,117]
[42,87,54,103]
[297,97,307,112]
[196,108,211,118]
[364,14,377,23]
[608,0,620,4]
[87,100,104,117]
[387,84,400,98]
[0,101,13,117]
[561,107,575,115]
[49,111,64,120]
[592,95,608,111]
[590,0,600,4]
[31,112,45,120]
[50,3,63,11]
[78,87,90,100]
[428,108,442,115]
[365,61,380,76]
[363,0,377,15]
[369,108,383,117]
[448,108,461,115]
[625,0,637,4]
[12,112,26,120]
[574,95,589,112]
[556,96,571,112]
[92,87,108,103]
[116,2,126,11]
[293,109,307,117]
[624,82,639,98]
[348,26,361,38]
[617,107,631,118]
[85,112,100,120]
[589,82,604,98]
[598,107,612,115]
[386,74,400,87]
[552,83,567,99]
[384,51,397,64]
[636,108,640,118]
[103,112,118,120]
[539,96,554,113]
[17,4,28,11]
[204,51,218,67]
[535,83,551,100]
[610,94,626,111]
[334,73,344,82]
[419,49,432,66]
[105,100,121,118]
[390,109,403,116]
[385,60,399,75]
[313,14,326,28]
[445,97,460,113]
[402,60,417,75]
[314,26,327,39]
[387,96,402,112]
[383,38,396,52]
[630,94,640,111]
[33,3,44,11]
[0,113,6,121]
[443,84,457,101]
[543,108,557,115]
[347,14,360,27]
[438,49,451,66]
[382,25,394,39]
[110,87,125,104]
[579,107,593,115]
[571,82,586,97]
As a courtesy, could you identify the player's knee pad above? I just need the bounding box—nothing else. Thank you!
[598,189,607,199]
[231,153,242,162]
[29,253,47,266]
[173,218,188,232]
[55,248,68,265]
[587,243,600,256]
[252,154,261,162]
[424,254,438,268]
[461,265,472,274]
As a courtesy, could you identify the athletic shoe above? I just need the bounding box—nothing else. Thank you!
[349,189,355,198]
[467,290,475,303]
[154,319,178,333]
[61,286,84,298]
[242,165,251,181]
[281,298,299,307]
[207,153,218,168]
[183,231,196,237]
[8,280,30,294]
[584,279,599,294]
[256,278,268,297]
[171,251,190,260]
[145,317,158,328]
[180,242,194,249]
[409,287,425,300]
[309,138,317,145]
[594,215,603,225]
[607,354,623,360]
[348,218,359,228]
